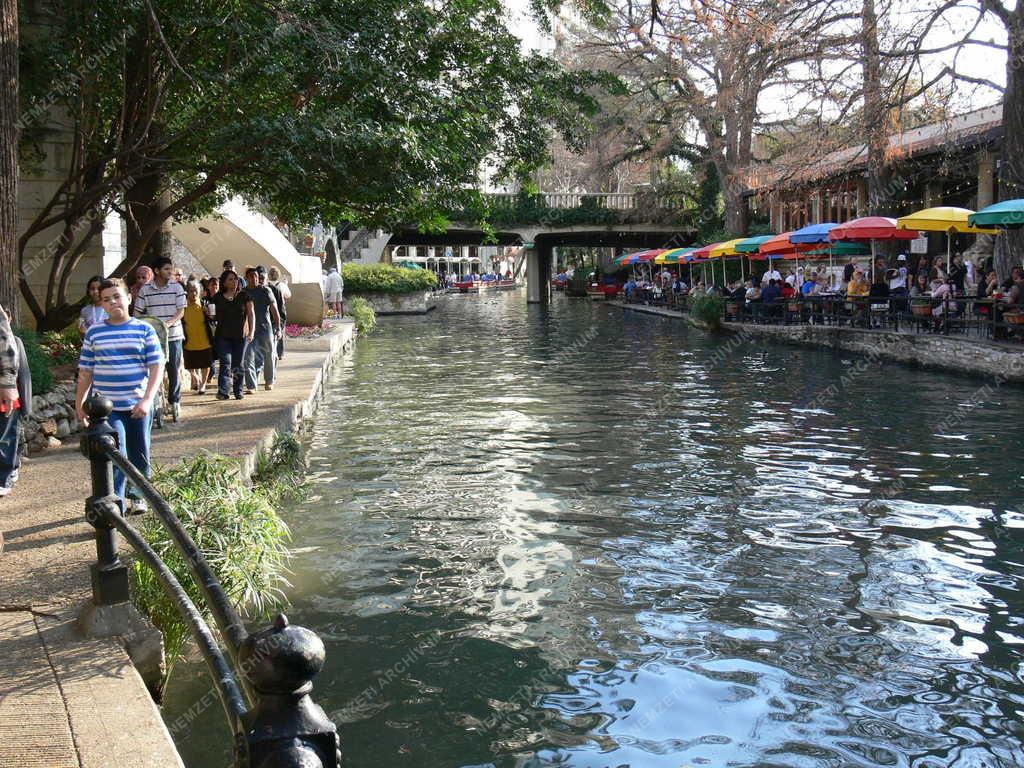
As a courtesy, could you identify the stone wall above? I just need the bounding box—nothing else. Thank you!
[351,290,436,315]
[23,380,80,453]
[721,323,1024,384]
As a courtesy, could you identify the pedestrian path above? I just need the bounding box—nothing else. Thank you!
[0,320,355,768]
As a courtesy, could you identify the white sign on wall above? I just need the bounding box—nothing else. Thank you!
[910,236,929,254]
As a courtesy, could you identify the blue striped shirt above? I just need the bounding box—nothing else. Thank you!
[79,319,164,411]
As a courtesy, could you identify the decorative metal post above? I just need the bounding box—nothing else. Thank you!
[239,614,341,768]
[80,394,129,605]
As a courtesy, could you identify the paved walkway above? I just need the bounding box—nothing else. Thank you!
[0,320,355,768]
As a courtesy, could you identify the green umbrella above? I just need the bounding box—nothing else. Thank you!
[968,199,1024,229]
[397,261,424,270]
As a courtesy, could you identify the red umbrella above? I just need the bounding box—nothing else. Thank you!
[752,231,815,259]
[829,217,918,281]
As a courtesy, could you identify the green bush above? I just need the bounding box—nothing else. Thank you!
[689,292,724,329]
[41,327,82,365]
[13,327,54,395]
[347,296,377,335]
[131,438,301,687]
[341,263,437,294]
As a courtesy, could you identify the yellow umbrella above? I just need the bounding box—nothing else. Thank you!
[897,206,999,274]
[709,238,747,258]
[707,238,745,284]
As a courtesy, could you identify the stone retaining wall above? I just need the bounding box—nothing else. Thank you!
[23,380,79,453]
[351,290,436,315]
[722,322,1024,384]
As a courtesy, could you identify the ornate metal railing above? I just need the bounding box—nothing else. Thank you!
[80,395,341,768]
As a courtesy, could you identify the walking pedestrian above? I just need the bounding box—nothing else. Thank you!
[324,266,344,315]
[266,266,290,360]
[78,275,108,333]
[208,270,254,400]
[182,281,214,394]
[0,305,27,497]
[133,257,186,422]
[243,267,281,393]
[75,279,164,511]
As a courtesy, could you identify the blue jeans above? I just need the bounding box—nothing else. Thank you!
[166,339,183,404]
[109,409,153,500]
[0,407,20,488]
[215,336,248,397]
[243,330,276,389]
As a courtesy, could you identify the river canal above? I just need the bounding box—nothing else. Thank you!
[164,291,1024,768]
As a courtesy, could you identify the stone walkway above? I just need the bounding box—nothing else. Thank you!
[0,320,355,768]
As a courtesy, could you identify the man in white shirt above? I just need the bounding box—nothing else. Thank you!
[133,257,186,422]
[324,266,344,315]
[762,265,781,285]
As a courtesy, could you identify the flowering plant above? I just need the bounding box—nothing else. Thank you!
[285,323,327,339]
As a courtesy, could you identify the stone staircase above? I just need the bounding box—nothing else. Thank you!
[338,228,391,263]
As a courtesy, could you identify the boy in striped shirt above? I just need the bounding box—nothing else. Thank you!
[76,278,165,511]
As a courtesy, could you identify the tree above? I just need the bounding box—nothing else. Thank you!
[0,0,15,322]
[574,0,858,235]
[18,0,597,329]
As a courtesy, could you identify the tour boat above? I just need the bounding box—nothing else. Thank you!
[587,283,621,300]
[453,279,518,293]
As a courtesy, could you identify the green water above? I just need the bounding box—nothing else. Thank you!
[164,291,1024,767]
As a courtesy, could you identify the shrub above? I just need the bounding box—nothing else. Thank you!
[689,292,724,329]
[347,296,377,335]
[341,263,437,294]
[41,327,82,365]
[13,327,54,395]
[131,437,302,687]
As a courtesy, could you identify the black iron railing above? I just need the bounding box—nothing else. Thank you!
[624,290,1024,341]
[80,395,341,768]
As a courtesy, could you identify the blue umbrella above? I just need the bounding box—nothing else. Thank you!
[789,222,839,244]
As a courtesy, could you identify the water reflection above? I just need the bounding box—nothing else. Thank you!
[163,292,1024,768]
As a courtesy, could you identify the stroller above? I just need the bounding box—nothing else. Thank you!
[138,315,169,428]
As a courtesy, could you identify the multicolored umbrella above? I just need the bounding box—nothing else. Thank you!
[830,216,918,280]
[734,235,775,253]
[968,199,1024,229]
[789,222,839,244]
[655,247,698,264]
[897,206,997,273]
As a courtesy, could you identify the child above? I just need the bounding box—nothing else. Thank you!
[75,278,164,512]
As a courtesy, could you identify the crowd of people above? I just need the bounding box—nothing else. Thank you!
[623,251,1024,321]
[17,256,294,511]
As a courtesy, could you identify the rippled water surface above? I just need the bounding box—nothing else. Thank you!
[165,291,1024,768]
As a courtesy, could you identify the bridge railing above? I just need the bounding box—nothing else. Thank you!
[80,395,341,768]
[487,191,685,211]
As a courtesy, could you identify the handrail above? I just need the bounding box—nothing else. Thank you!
[87,479,248,731]
[103,440,249,659]
[80,395,341,768]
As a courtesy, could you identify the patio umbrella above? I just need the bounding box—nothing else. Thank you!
[968,199,1024,229]
[897,206,998,273]
[789,222,839,244]
[733,235,775,282]
[656,247,697,264]
[710,238,745,285]
[829,216,918,281]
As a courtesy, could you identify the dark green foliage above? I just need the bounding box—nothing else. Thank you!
[131,434,305,683]
[689,293,724,329]
[341,264,438,294]
[13,327,53,394]
[347,297,377,335]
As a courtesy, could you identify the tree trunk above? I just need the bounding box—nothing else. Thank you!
[124,175,172,270]
[861,0,892,216]
[0,0,17,324]
[996,6,1024,281]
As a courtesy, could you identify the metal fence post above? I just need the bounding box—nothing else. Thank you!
[240,614,341,768]
[79,394,129,606]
